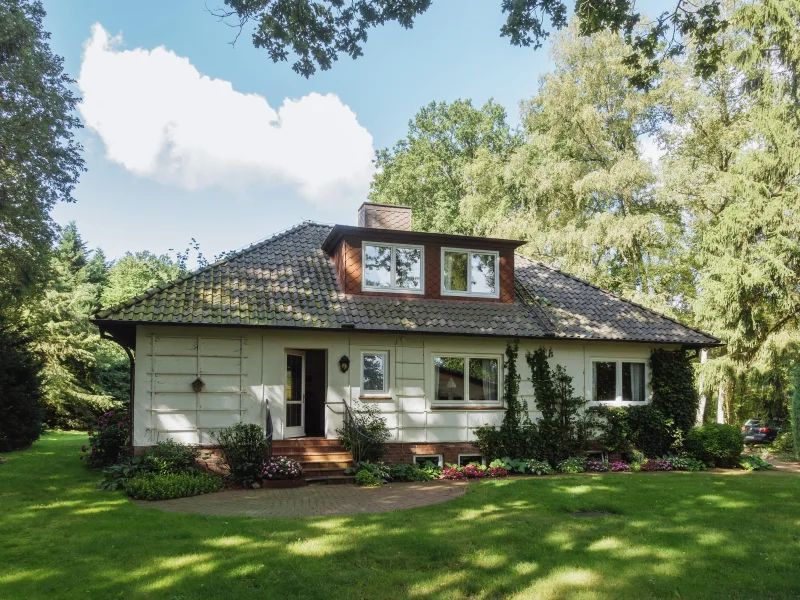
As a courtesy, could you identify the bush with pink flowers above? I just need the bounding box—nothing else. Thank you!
[462,464,486,478]
[440,466,466,480]
[585,460,609,472]
[610,461,630,472]
[485,466,509,478]
[263,456,302,480]
[641,458,673,471]
[82,408,130,467]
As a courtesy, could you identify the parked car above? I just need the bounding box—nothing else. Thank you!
[742,419,781,444]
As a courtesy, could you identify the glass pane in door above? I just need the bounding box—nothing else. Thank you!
[286,354,303,427]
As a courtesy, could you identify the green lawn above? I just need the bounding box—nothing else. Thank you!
[2,433,799,599]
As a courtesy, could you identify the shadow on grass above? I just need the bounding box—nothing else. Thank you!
[2,433,800,599]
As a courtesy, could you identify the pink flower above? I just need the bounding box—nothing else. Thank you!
[79,456,84,460]
[81,445,87,452]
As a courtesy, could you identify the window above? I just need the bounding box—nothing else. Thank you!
[442,248,499,297]
[414,454,443,467]
[361,351,389,395]
[592,360,647,403]
[433,355,500,403]
[363,243,423,293]
[458,454,485,467]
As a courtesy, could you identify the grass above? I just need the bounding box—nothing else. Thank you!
[2,432,800,600]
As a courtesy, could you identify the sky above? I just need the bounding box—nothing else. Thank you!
[43,0,557,262]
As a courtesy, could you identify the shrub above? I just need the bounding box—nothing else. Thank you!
[650,349,699,435]
[418,460,442,480]
[625,405,673,458]
[738,454,774,471]
[389,463,435,482]
[526,459,554,475]
[84,409,130,467]
[0,319,45,452]
[346,460,390,482]
[337,400,391,463]
[126,471,222,500]
[440,466,466,480]
[790,364,800,459]
[769,431,794,455]
[142,439,199,474]
[100,458,148,491]
[685,423,744,467]
[355,470,382,486]
[669,456,706,471]
[213,423,269,486]
[263,456,302,479]
[485,466,509,478]
[463,463,487,478]
[556,456,586,474]
[585,460,609,472]
[641,458,673,471]
[610,461,629,472]
[489,456,528,473]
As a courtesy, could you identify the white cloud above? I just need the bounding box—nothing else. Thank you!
[78,24,375,205]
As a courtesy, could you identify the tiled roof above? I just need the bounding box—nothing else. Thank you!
[94,222,719,346]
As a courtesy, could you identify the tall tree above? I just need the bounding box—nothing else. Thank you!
[0,0,84,307]
[101,251,181,309]
[370,99,520,235]
[214,0,727,87]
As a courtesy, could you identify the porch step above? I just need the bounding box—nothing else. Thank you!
[279,452,353,462]
[305,475,355,485]
[273,438,343,448]
[272,438,354,480]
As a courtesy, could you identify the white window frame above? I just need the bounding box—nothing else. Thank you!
[458,454,486,467]
[431,353,503,406]
[590,358,649,405]
[413,454,443,467]
[361,350,390,396]
[362,242,425,294]
[440,247,500,299]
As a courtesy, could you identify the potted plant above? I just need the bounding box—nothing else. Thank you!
[262,456,304,488]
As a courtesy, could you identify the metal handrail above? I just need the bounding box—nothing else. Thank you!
[326,400,379,464]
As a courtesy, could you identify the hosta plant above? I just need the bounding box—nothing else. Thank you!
[738,454,774,471]
[669,456,706,471]
[556,457,586,474]
[526,459,554,475]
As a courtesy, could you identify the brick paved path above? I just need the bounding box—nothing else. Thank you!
[133,480,468,518]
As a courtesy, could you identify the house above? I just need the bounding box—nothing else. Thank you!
[93,203,719,474]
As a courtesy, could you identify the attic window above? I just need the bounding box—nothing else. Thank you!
[441,248,499,298]
[362,243,423,293]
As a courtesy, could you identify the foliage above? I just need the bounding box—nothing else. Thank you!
[585,461,609,472]
[215,0,727,87]
[610,461,629,472]
[389,463,435,482]
[141,440,199,475]
[336,400,391,463]
[99,457,147,491]
[0,317,45,452]
[355,470,382,487]
[769,431,795,456]
[641,459,673,472]
[526,459,553,475]
[590,405,674,460]
[556,457,586,474]
[125,471,222,501]
[346,460,391,482]
[792,365,800,459]
[527,347,590,464]
[669,457,707,472]
[489,456,528,474]
[685,423,744,467]
[738,454,774,472]
[0,0,84,307]
[371,99,520,235]
[213,423,269,487]
[83,409,129,467]
[485,467,509,478]
[263,456,302,480]
[650,349,699,435]
[100,251,181,308]
[439,466,465,480]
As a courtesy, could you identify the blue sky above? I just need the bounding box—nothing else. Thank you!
[44,1,558,261]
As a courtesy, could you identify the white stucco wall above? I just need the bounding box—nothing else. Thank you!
[132,325,679,447]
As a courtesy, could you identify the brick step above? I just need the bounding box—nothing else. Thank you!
[273,438,343,448]
[300,460,352,470]
[303,467,351,478]
[306,475,355,485]
[280,452,353,462]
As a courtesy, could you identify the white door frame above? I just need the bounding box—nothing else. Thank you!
[284,350,306,438]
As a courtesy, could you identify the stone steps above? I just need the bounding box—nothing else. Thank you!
[271,437,354,483]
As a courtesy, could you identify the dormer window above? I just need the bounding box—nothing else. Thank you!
[362,243,424,293]
[441,248,499,298]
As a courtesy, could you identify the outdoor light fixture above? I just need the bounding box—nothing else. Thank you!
[339,355,351,373]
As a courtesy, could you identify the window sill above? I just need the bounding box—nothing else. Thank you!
[359,395,394,402]
[430,404,505,411]
[589,400,650,407]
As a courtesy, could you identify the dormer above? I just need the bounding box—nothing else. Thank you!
[322,203,524,303]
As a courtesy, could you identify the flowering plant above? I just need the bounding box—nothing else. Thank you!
[440,466,466,480]
[610,461,630,472]
[486,466,509,478]
[263,456,302,479]
[82,409,130,467]
[462,464,486,478]
[556,456,587,474]
[585,460,609,472]
[641,458,673,471]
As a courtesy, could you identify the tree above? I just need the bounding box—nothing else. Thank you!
[214,0,727,87]
[465,27,689,314]
[101,251,182,309]
[0,315,44,452]
[370,99,520,235]
[0,0,84,308]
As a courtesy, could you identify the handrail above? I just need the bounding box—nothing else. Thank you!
[265,401,274,458]
[326,400,378,464]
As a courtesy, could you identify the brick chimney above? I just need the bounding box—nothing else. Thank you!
[357,202,412,231]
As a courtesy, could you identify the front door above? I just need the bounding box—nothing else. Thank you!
[284,351,306,438]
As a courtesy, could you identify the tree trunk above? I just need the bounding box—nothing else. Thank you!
[716,381,726,424]
[697,348,708,425]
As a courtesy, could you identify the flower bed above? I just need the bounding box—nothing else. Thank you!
[263,456,303,487]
